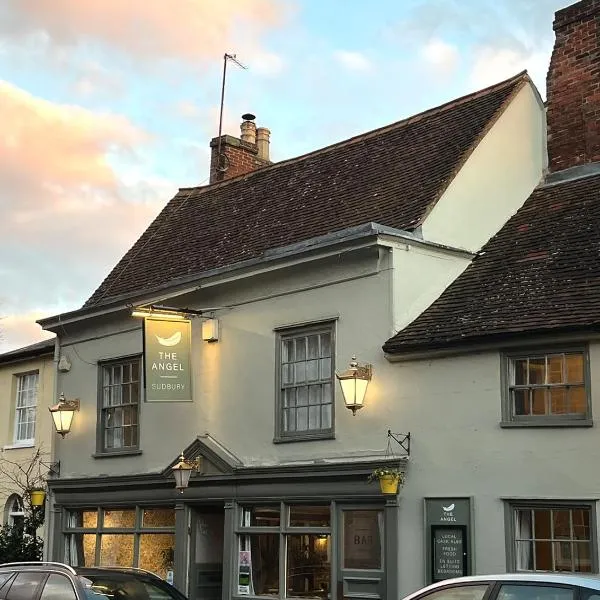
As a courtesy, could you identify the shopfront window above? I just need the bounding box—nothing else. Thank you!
[64,506,176,579]
[237,504,331,599]
[342,510,383,570]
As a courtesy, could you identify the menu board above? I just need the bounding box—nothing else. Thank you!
[433,528,465,581]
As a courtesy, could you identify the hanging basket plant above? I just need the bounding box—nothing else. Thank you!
[368,467,405,495]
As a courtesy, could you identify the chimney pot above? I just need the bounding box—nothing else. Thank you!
[256,127,271,161]
[240,115,257,145]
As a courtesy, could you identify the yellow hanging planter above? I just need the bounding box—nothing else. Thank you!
[378,475,400,495]
[368,468,404,495]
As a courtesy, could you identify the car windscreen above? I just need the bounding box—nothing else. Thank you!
[78,573,187,600]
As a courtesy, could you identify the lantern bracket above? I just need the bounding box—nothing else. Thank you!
[386,430,411,457]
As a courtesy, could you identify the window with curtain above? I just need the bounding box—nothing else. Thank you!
[276,323,335,441]
[14,371,38,444]
[512,505,594,572]
[99,357,141,452]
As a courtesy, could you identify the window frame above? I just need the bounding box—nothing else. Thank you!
[504,500,599,573]
[274,321,336,443]
[96,355,143,456]
[13,370,39,445]
[63,505,176,574]
[501,346,592,427]
[235,501,333,599]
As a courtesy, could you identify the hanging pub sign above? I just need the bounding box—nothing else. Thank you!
[144,317,192,402]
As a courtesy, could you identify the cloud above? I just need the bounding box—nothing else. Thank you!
[420,38,460,76]
[468,46,550,91]
[0,313,55,353]
[333,51,372,72]
[0,0,286,64]
[0,81,172,345]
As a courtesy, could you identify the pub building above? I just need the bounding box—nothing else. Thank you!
[40,0,600,596]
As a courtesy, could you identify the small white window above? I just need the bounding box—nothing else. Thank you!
[14,372,39,444]
[4,494,25,528]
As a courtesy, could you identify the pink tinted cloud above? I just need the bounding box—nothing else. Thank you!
[3,0,286,63]
[0,313,55,353]
[0,80,144,206]
[0,82,171,350]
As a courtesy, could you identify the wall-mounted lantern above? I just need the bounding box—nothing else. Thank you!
[49,394,80,437]
[29,488,47,508]
[336,355,372,416]
[172,452,203,493]
[201,318,220,342]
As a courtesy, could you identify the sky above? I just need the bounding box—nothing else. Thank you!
[0,0,568,352]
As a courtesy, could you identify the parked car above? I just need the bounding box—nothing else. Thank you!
[403,574,600,600]
[0,562,188,600]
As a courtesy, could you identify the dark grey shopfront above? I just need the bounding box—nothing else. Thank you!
[47,443,403,600]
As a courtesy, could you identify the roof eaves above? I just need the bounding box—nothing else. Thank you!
[383,322,600,361]
[0,338,55,364]
[39,222,407,330]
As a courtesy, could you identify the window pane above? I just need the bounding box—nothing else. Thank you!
[513,390,530,415]
[100,534,134,566]
[569,387,587,415]
[554,541,573,571]
[40,574,77,600]
[514,358,527,385]
[550,388,568,414]
[419,585,489,600]
[566,354,584,383]
[497,585,574,600]
[283,340,294,363]
[534,509,551,539]
[320,333,331,357]
[287,534,330,598]
[515,541,533,570]
[548,355,564,384]
[239,534,279,596]
[574,541,592,572]
[307,335,319,360]
[553,510,571,538]
[529,358,546,384]
[139,533,175,579]
[534,540,552,570]
[5,573,46,600]
[242,506,280,527]
[573,509,590,539]
[296,338,306,361]
[143,508,176,528]
[69,509,98,528]
[343,510,382,570]
[532,389,546,415]
[103,509,135,528]
[289,506,330,527]
[65,533,96,567]
[321,404,332,429]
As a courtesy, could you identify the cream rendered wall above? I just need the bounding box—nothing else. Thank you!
[421,82,547,252]
[390,242,472,335]
[53,248,398,478]
[388,344,600,594]
[0,354,55,521]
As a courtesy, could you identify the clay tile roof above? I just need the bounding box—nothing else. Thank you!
[85,72,528,308]
[383,171,600,354]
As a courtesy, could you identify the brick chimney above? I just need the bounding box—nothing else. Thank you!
[546,0,600,172]
[209,114,272,184]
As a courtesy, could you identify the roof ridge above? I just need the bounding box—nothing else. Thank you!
[181,70,530,196]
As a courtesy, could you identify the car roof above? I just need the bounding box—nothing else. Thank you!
[403,573,600,600]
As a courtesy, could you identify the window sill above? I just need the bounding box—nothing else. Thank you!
[3,443,35,451]
[500,419,593,428]
[92,449,143,458]
[273,433,335,444]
